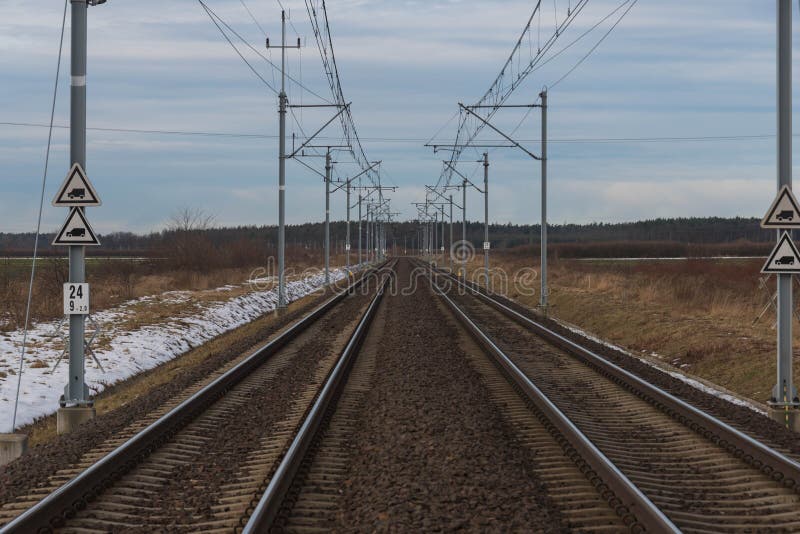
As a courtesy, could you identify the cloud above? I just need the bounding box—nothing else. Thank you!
[1,0,799,233]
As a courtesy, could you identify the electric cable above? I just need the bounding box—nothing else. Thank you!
[199,0,278,94]
[11,0,68,432]
[1,121,788,145]
[549,0,638,89]
[201,0,332,104]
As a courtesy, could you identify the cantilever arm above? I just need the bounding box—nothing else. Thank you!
[459,103,540,160]
[331,160,381,193]
[294,157,326,179]
[443,161,484,193]
[425,185,463,209]
[287,104,350,159]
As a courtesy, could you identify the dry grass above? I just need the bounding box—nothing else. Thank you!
[458,248,783,403]
[0,250,346,332]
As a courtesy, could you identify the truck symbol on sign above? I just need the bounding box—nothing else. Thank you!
[67,188,86,200]
[777,210,795,221]
[776,255,795,266]
[66,228,86,238]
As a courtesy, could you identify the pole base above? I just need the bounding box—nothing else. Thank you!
[0,434,28,466]
[768,404,800,432]
[57,406,96,435]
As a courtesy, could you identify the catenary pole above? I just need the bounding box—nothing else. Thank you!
[357,194,362,266]
[366,206,371,263]
[774,0,797,412]
[433,211,438,264]
[462,179,467,276]
[540,89,548,311]
[277,11,288,308]
[324,148,331,284]
[67,0,89,407]
[345,180,351,270]
[441,205,446,264]
[449,194,454,272]
[483,152,490,284]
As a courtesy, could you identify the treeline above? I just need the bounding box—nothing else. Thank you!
[0,216,772,258]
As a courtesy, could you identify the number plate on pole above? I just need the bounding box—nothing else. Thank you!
[64,283,89,315]
[483,242,491,250]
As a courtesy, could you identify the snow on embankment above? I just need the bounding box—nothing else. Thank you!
[556,320,767,416]
[0,268,348,430]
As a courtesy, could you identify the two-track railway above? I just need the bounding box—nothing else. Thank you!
[4,257,800,532]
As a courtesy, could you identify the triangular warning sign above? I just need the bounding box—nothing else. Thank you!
[52,208,100,246]
[762,232,800,273]
[761,185,800,228]
[52,163,101,207]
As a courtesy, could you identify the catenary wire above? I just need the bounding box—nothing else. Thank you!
[549,0,638,89]
[199,0,278,94]
[201,0,333,104]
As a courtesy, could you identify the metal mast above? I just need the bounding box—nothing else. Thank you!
[540,89,548,310]
[773,0,797,417]
[67,0,89,408]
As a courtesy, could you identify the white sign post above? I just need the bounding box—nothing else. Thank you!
[63,283,90,315]
[761,185,800,229]
[52,163,101,207]
[52,208,100,246]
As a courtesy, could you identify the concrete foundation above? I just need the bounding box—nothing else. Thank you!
[0,434,28,466]
[769,407,800,433]
[57,406,96,435]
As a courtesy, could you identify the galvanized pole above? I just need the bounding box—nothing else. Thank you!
[357,194,362,267]
[370,209,375,262]
[433,211,438,262]
[774,0,797,411]
[449,194,454,272]
[324,149,331,284]
[462,179,467,276]
[67,0,89,407]
[277,10,287,309]
[441,205,446,264]
[433,212,438,264]
[483,152,490,285]
[345,180,351,270]
[540,89,548,311]
[366,206,371,264]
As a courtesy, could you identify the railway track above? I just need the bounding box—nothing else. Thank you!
[246,258,660,532]
[6,257,800,532]
[0,262,394,534]
[426,261,800,532]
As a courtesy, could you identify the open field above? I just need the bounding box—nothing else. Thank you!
[0,248,348,332]
[456,246,785,404]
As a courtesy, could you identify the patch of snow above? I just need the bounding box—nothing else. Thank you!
[555,320,767,416]
[1,268,349,431]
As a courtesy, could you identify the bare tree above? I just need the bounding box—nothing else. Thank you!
[164,207,217,271]
[168,207,216,233]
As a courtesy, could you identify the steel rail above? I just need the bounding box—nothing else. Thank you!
[1,263,389,534]
[242,260,396,532]
[427,268,678,533]
[433,264,800,494]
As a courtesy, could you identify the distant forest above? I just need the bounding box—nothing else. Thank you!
[0,217,774,258]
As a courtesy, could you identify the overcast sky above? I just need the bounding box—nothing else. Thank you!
[1,0,799,233]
